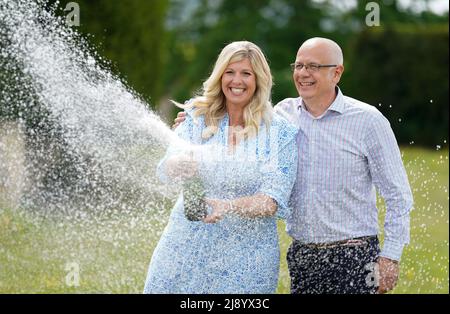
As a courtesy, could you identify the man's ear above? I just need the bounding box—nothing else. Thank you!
[333,64,344,84]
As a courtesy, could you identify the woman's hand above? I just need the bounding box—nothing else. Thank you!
[202,198,228,223]
[166,151,198,180]
[202,194,278,222]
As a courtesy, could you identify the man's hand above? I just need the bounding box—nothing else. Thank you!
[377,256,399,294]
[172,111,186,129]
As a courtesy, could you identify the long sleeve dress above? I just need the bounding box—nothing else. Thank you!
[143,105,298,294]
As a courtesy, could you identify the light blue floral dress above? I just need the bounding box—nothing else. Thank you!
[143,104,298,294]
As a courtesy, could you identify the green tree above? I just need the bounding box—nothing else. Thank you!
[342,24,449,146]
[162,0,326,114]
[57,0,169,108]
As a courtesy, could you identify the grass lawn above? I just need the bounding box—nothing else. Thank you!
[0,146,448,293]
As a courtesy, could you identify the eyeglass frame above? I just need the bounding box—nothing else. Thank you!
[290,62,338,72]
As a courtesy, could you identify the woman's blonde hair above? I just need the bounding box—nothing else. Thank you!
[175,41,273,139]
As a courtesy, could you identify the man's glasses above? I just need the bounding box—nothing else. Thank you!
[290,63,337,72]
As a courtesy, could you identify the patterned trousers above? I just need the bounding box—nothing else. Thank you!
[287,236,380,294]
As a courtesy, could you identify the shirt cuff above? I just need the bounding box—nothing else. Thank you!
[380,239,405,261]
[259,191,290,220]
[156,160,170,184]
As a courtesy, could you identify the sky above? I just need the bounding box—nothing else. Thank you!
[324,0,450,14]
[399,0,449,13]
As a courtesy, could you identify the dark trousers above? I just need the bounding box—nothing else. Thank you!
[287,236,380,294]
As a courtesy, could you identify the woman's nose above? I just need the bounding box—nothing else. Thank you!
[231,73,244,83]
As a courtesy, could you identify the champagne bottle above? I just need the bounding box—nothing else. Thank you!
[182,176,208,221]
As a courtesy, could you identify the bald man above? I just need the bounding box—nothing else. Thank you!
[172,37,413,294]
[275,37,413,294]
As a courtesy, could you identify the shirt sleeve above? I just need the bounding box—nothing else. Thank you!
[156,106,196,184]
[274,98,301,126]
[258,121,298,220]
[364,113,414,261]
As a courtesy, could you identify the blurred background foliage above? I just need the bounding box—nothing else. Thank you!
[13,0,450,147]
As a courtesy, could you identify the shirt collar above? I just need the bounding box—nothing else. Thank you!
[298,86,345,116]
[328,87,345,114]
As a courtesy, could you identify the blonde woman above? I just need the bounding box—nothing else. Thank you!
[143,41,298,293]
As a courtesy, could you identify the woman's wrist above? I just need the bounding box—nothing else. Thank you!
[227,200,233,214]
[214,199,231,215]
